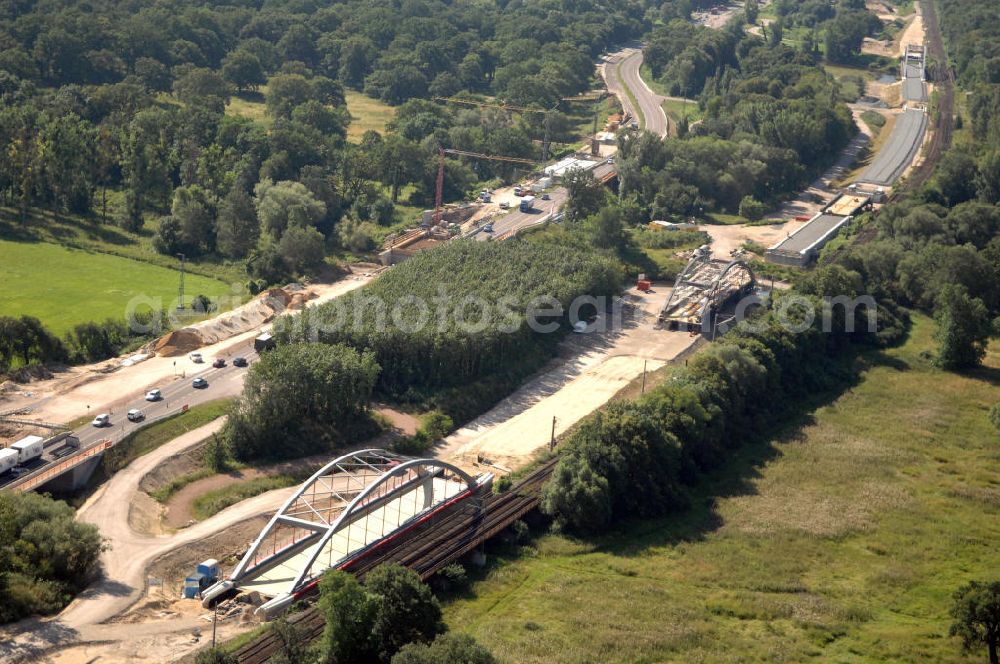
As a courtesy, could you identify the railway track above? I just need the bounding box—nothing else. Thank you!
[231,457,558,664]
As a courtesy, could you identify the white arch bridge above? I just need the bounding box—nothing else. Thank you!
[202,449,491,618]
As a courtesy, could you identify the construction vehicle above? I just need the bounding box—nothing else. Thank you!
[254,333,275,353]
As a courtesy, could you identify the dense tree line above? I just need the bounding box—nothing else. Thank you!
[0,311,166,374]
[0,491,104,623]
[224,342,380,461]
[0,0,654,292]
[769,0,883,62]
[542,273,904,531]
[632,26,855,217]
[275,238,623,397]
[0,0,644,107]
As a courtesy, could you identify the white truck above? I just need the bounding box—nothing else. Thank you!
[11,435,43,465]
[519,195,536,212]
[0,448,19,474]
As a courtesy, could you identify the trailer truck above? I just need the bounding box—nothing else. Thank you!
[0,448,19,474]
[11,435,43,464]
[519,195,535,212]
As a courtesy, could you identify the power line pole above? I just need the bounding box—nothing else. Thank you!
[176,253,186,311]
[550,416,557,451]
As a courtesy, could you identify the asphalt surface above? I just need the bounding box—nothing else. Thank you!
[603,48,669,138]
[771,214,851,254]
[903,77,927,102]
[476,187,569,240]
[858,109,928,186]
[1,344,257,489]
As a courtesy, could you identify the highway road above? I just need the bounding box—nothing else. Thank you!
[603,48,669,138]
[1,343,257,490]
[476,187,569,240]
[858,109,928,186]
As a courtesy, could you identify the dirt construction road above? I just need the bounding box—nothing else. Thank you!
[0,418,300,663]
[442,286,697,469]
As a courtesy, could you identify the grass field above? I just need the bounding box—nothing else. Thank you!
[101,398,232,473]
[224,85,396,143]
[192,475,297,520]
[345,90,397,142]
[0,240,235,334]
[445,315,1000,663]
[0,206,247,285]
[661,97,703,123]
[226,89,271,127]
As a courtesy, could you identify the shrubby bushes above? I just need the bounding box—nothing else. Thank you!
[0,311,166,374]
[319,565,443,663]
[276,239,623,397]
[0,492,104,623]
[225,343,380,461]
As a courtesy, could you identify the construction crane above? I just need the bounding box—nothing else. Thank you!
[433,148,540,225]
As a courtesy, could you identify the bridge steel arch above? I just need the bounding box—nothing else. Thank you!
[203,449,485,615]
[699,259,755,323]
[658,249,756,330]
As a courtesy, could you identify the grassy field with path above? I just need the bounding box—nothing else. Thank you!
[445,315,1000,663]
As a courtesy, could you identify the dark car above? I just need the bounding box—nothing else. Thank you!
[233,356,248,367]
[212,358,226,368]
[192,377,208,388]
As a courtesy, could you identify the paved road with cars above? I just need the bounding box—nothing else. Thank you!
[476,187,570,240]
[1,345,257,489]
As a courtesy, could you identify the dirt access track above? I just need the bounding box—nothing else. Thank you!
[0,269,374,431]
[0,417,299,664]
[439,285,699,471]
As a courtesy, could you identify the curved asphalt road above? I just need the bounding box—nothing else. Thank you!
[604,48,669,138]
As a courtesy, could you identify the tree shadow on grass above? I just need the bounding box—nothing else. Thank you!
[964,363,1000,387]
[0,206,134,247]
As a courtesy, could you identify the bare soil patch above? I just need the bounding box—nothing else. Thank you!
[164,469,268,529]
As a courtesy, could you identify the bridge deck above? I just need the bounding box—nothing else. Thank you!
[240,476,466,598]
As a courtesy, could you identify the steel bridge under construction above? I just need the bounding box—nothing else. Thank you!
[202,450,492,619]
[658,246,756,331]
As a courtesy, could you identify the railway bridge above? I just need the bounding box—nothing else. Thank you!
[202,449,493,619]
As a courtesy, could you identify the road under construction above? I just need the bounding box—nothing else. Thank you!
[765,39,930,267]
